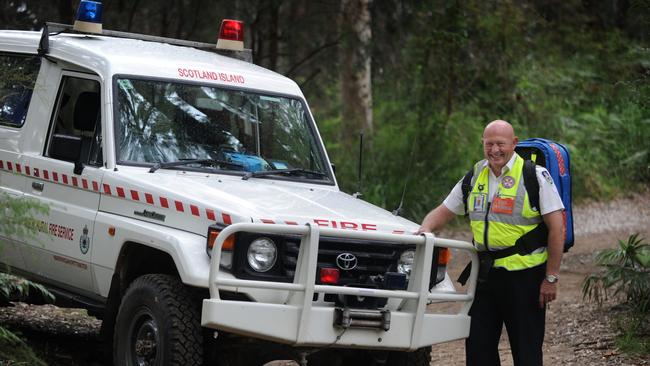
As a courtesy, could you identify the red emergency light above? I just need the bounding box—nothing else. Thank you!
[216,19,244,51]
[320,268,340,285]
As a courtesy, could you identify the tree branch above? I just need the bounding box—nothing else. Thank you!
[285,36,342,77]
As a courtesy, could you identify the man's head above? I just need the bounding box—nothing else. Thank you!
[482,120,518,174]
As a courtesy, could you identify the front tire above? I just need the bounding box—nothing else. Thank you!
[113,274,203,366]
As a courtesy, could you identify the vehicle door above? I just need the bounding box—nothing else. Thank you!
[22,72,104,292]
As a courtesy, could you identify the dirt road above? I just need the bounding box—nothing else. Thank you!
[1,194,648,365]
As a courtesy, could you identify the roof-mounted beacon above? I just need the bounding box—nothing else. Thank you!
[216,19,244,51]
[73,0,103,34]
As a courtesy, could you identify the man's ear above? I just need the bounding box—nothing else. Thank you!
[513,136,519,145]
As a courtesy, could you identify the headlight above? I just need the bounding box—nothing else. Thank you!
[397,250,415,278]
[247,237,277,272]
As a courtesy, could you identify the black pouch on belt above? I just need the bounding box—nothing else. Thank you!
[458,252,494,285]
[477,252,494,283]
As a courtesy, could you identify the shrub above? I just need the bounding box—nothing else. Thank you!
[583,233,650,314]
[583,233,650,356]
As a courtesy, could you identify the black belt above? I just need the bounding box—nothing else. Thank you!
[457,224,548,285]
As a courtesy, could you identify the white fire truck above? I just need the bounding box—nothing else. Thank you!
[0,2,478,365]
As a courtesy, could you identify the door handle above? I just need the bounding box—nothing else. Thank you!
[32,181,44,191]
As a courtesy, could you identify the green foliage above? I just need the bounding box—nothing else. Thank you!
[0,194,51,365]
[0,273,55,305]
[0,274,53,364]
[0,193,49,240]
[583,233,650,313]
[583,233,650,356]
[614,315,650,356]
[0,330,48,366]
[319,0,650,222]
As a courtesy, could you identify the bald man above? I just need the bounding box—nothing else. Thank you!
[419,120,564,366]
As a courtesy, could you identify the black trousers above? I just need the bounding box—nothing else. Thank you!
[465,264,546,366]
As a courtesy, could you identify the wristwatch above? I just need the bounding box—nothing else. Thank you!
[545,274,559,283]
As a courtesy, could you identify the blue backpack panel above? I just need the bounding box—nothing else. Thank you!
[515,138,574,251]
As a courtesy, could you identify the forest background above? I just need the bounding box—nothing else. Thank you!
[2,0,649,223]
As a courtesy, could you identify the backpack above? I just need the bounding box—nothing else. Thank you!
[460,138,574,252]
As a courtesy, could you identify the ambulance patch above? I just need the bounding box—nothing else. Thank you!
[502,176,515,189]
[542,170,554,185]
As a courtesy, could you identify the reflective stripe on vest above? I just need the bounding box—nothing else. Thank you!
[468,154,547,270]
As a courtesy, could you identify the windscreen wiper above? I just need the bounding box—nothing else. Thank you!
[242,168,328,181]
[149,159,244,173]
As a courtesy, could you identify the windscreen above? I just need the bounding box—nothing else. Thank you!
[115,78,330,181]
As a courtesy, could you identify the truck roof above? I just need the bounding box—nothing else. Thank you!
[0,30,302,96]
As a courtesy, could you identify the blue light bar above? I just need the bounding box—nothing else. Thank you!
[77,0,103,23]
[73,0,103,33]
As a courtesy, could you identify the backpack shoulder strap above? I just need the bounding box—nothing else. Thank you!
[523,159,540,212]
[461,168,474,216]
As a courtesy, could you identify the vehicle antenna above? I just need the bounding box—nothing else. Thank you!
[392,132,418,216]
[353,131,364,198]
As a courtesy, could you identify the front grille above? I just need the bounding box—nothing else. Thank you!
[282,237,408,285]
[231,232,444,305]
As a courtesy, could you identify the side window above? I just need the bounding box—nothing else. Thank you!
[46,77,103,167]
[0,53,41,127]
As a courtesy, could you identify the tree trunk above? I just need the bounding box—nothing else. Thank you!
[340,0,373,149]
[267,1,280,71]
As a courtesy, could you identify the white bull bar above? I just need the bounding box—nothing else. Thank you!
[202,223,478,351]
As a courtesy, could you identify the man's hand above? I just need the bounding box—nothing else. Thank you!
[417,205,456,235]
[539,280,557,308]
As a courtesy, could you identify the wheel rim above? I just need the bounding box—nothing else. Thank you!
[128,309,160,366]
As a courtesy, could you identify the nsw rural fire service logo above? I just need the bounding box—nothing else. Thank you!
[79,225,90,254]
[336,253,358,270]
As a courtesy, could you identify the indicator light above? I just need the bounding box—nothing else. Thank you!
[73,0,103,34]
[216,19,244,51]
[320,268,340,284]
[437,248,451,265]
[207,230,234,252]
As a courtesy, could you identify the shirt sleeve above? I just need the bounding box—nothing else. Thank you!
[442,178,466,215]
[535,166,565,215]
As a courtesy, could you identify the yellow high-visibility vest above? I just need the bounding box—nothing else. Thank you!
[467,154,547,270]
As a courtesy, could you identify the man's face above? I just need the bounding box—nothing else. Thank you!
[482,132,517,172]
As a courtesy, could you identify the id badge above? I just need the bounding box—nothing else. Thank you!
[472,193,487,212]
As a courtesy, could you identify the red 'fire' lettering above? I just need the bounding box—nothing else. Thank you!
[361,223,377,231]
[340,222,358,230]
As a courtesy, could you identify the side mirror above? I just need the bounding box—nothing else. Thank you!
[331,163,336,174]
[74,161,85,175]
